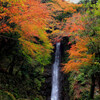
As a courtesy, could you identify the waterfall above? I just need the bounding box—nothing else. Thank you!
[51,42,60,100]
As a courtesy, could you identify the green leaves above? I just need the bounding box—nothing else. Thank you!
[95,0,100,16]
[62,1,100,99]
[0,90,16,100]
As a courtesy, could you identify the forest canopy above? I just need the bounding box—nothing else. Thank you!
[0,0,100,100]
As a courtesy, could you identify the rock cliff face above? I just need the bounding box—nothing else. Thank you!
[41,65,52,100]
[60,37,71,100]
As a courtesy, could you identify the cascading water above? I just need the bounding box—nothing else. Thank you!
[51,42,60,100]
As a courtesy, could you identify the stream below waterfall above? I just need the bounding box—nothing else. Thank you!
[51,42,60,100]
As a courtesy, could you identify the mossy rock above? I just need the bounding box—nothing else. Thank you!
[0,90,16,100]
[36,95,44,100]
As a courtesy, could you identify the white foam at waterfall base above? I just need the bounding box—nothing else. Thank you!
[51,42,60,100]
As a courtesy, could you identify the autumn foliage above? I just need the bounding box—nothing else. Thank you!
[62,2,100,98]
[45,0,82,43]
[62,36,93,72]
[0,0,100,99]
[0,0,54,99]
[62,8,100,72]
[0,0,53,65]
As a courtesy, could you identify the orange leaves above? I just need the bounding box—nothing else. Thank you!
[63,13,85,36]
[46,0,80,15]
[63,36,93,73]
[0,0,53,65]
[64,7,76,13]
[62,60,82,72]
[0,0,49,37]
[63,52,93,73]
[0,23,11,33]
[45,0,81,44]
[63,3,82,13]
[62,11,97,73]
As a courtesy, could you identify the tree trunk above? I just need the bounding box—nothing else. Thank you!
[9,64,14,75]
[15,61,24,76]
[8,56,16,75]
[90,74,95,99]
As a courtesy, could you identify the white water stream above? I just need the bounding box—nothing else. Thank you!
[51,42,60,100]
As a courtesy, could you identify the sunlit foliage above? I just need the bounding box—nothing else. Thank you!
[0,0,53,65]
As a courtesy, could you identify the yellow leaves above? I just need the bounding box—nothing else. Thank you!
[51,30,60,34]
[0,6,4,13]
[19,38,37,56]
[94,0,100,16]
[94,62,100,66]
[0,0,26,3]
[19,36,53,65]
[0,0,53,65]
